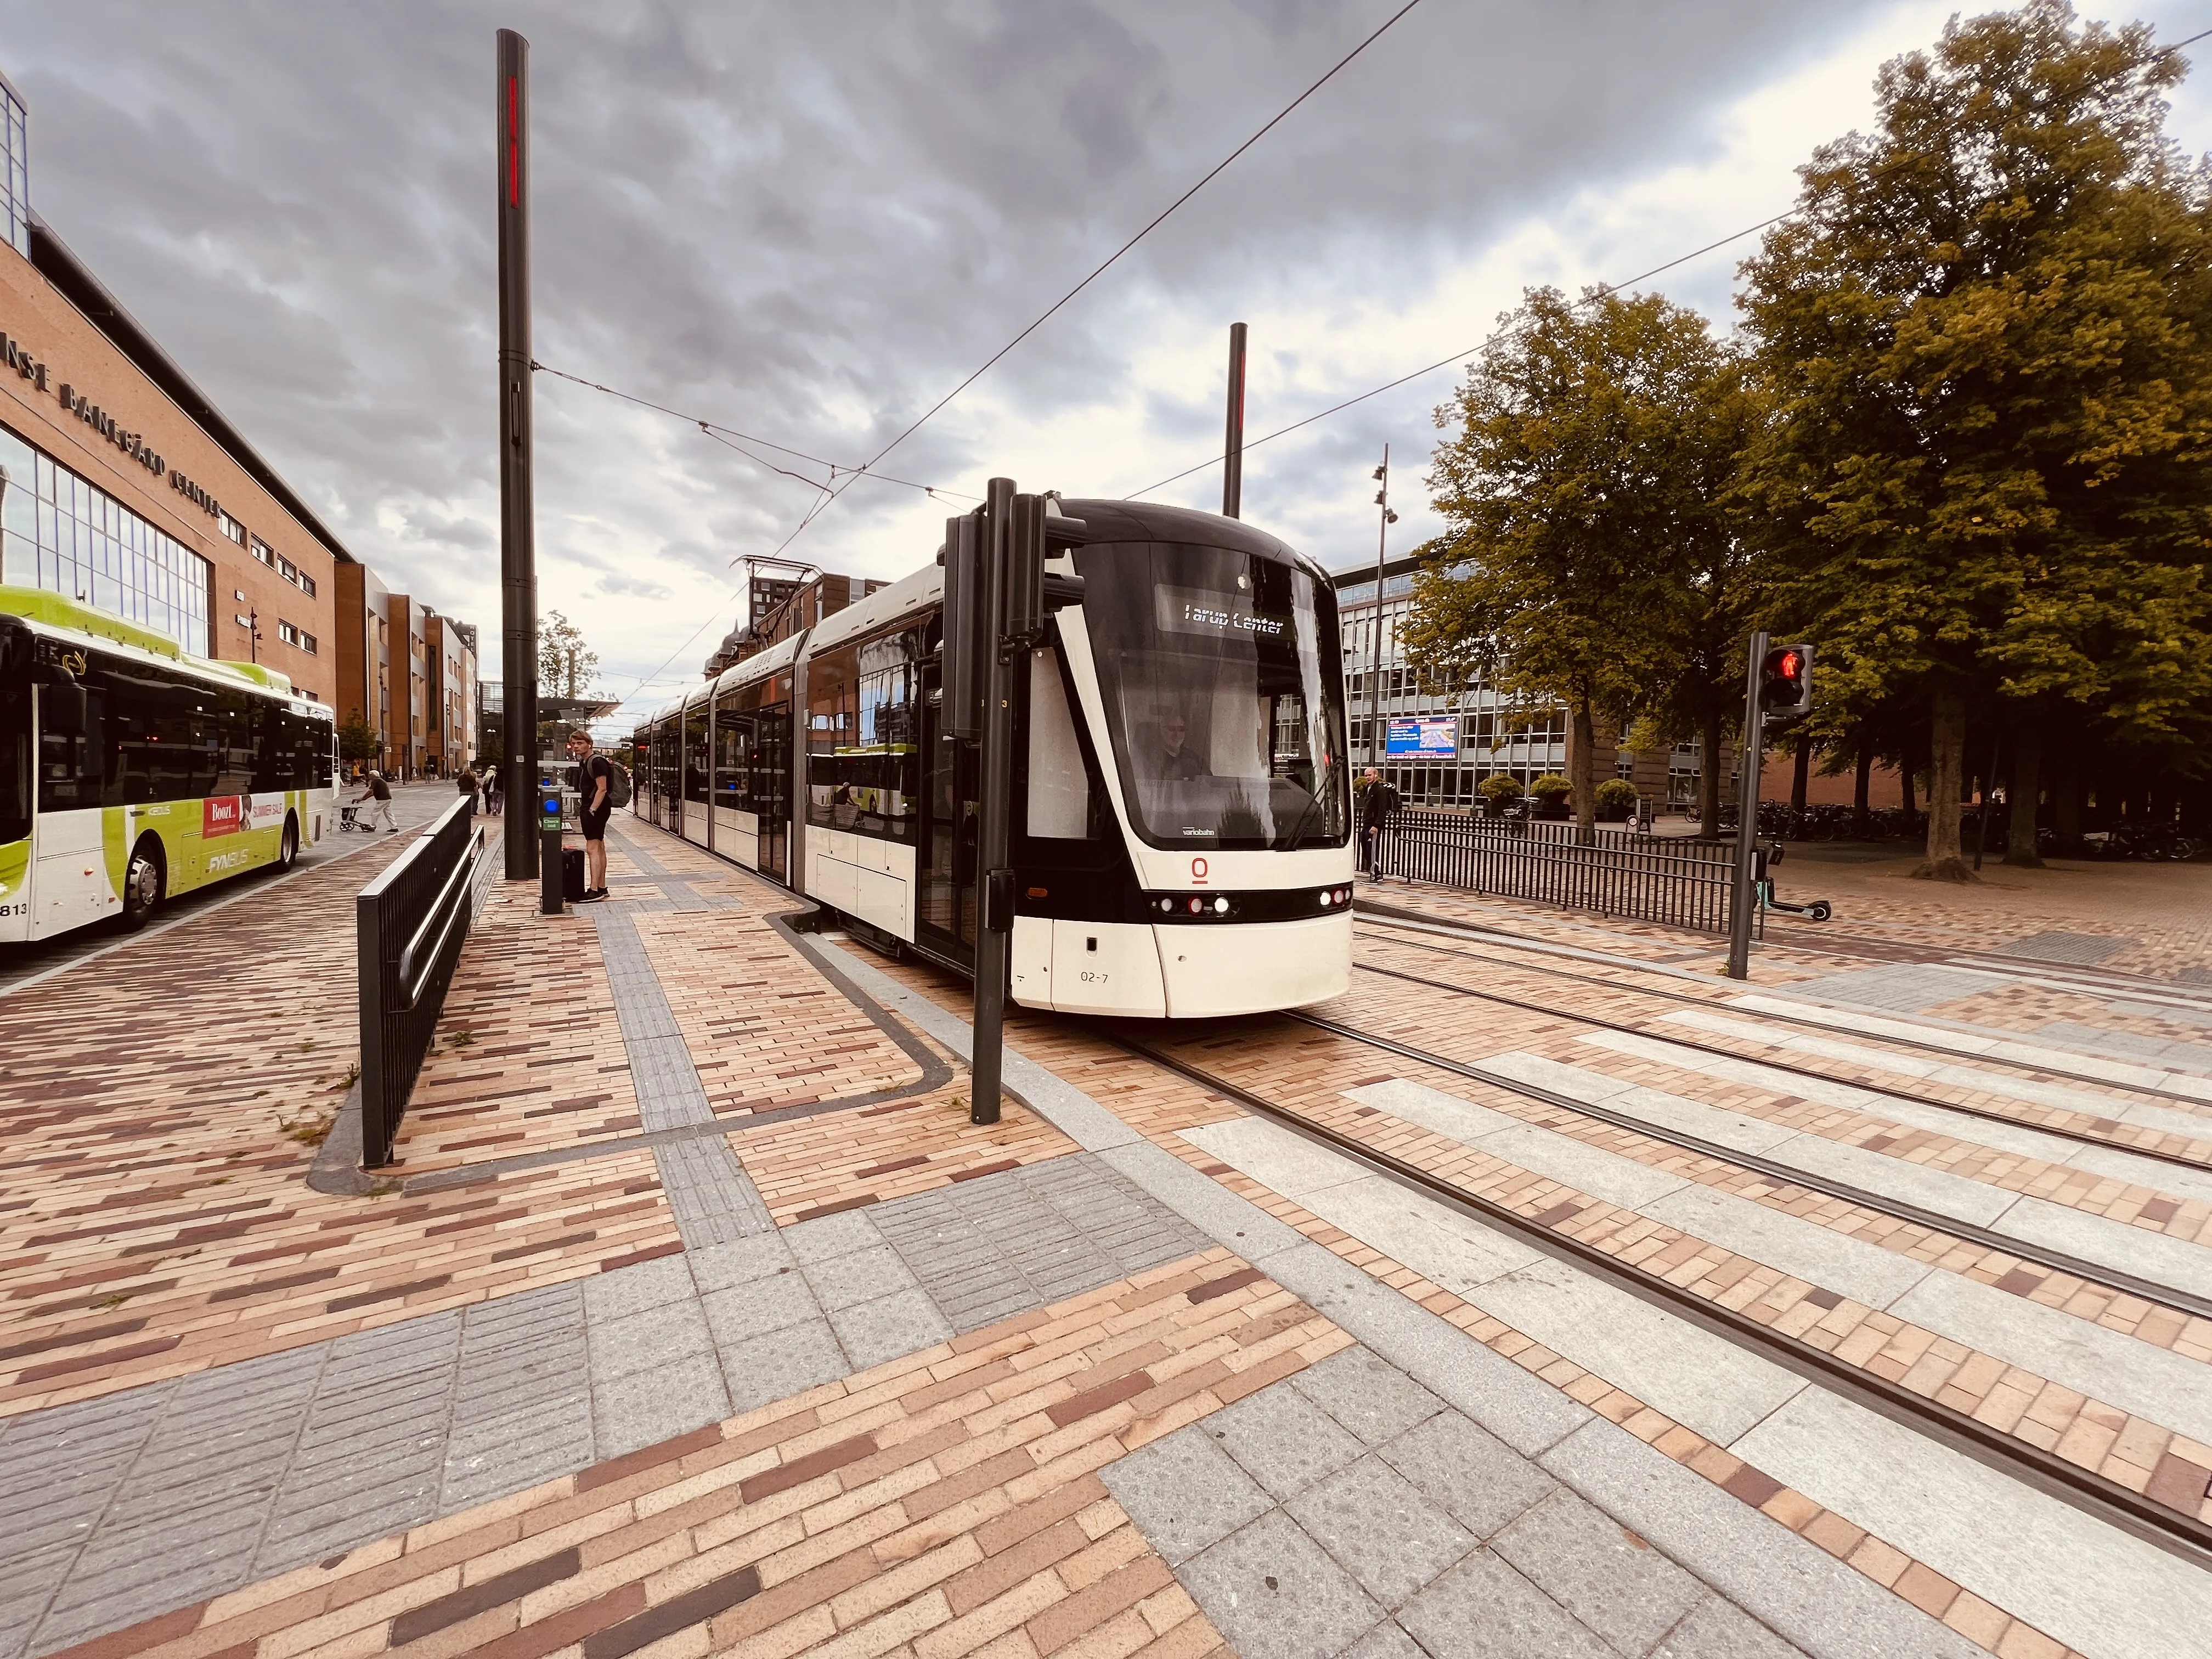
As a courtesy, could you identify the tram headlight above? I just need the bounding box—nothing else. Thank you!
[1318,890,1332,907]
[1214,897,1229,915]
[1159,898,1175,914]
[1187,898,1204,915]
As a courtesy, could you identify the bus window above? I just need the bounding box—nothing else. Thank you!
[0,683,26,842]
[106,664,199,805]
[37,679,105,811]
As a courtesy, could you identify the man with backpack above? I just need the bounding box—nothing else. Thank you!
[566,729,620,901]
[1359,768,1401,879]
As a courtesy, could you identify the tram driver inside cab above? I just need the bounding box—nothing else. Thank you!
[1151,708,1204,780]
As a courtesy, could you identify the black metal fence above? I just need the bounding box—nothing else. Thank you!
[357,798,487,1165]
[1377,809,1737,933]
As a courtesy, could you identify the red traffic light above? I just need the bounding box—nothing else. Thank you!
[1758,642,1814,724]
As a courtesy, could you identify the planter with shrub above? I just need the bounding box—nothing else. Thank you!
[1594,778,1640,823]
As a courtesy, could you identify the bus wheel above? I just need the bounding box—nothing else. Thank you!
[121,838,165,929]
[278,814,300,871]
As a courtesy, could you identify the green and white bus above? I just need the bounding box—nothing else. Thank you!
[0,585,338,942]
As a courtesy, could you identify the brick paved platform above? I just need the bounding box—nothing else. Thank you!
[10,811,2211,1659]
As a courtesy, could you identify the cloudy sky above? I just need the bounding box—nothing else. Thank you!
[5,0,2211,730]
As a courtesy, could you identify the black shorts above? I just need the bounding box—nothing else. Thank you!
[579,806,611,842]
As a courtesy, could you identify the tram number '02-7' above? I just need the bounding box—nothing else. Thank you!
[1080,970,1110,985]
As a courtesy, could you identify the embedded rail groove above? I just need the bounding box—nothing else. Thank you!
[1356,898,2212,1110]
[1290,1008,2212,1324]
[1351,953,2212,1179]
[1090,1021,2212,1572]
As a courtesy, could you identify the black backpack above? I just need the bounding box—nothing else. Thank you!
[606,761,632,809]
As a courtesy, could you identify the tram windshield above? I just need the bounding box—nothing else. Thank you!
[1076,541,1349,851]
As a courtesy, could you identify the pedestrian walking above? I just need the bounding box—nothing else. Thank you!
[483,768,503,818]
[359,768,398,833]
[567,729,613,901]
[1358,768,1400,879]
[458,764,481,815]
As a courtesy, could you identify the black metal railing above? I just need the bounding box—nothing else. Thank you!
[357,798,486,1165]
[1377,808,1737,933]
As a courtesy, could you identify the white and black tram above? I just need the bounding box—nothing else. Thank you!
[630,499,1353,1018]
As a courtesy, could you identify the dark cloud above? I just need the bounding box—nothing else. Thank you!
[0,0,1892,716]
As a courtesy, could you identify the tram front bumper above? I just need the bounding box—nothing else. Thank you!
[1156,911,1352,1018]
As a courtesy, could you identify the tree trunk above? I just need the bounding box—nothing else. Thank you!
[2049,739,2080,849]
[2004,716,2043,867]
[1571,700,1598,846]
[1915,687,1974,881]
[1699,712,1724,839]
[1790,736,1812,813]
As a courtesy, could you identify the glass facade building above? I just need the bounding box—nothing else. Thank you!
[0,423,213,656]
[0,69,25,259]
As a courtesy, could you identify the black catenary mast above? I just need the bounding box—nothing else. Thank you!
[1222,321,1247,520]
[496,27,539,879]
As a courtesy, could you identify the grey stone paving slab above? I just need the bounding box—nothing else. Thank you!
[1652,1599,1812,1659]
[1785,964,2012,1012]
[1290,1344,1448,1448]
[595,1350,731,1459]
[689,1230,797,1291]
[701,1270,821,1346]
[1101,1424,1273,1565]
[1378,1408,1558,1539]
[589,1298,716,1384]
[719,1317,848,1414]
[804,1244,921,1310]
[2036,1018,2212,1071]
[1180,1509,1385,1659]
[1539,1418,1984,1659]
[1343,1622,1424,1659]
[786,1207,886,1262]
[1209,1378,1365,1500]
[1494,1489,1707,1656]
[1398,1549,1615,1659]
[831,1289,956,1369]
[1285,1453,1475,1609]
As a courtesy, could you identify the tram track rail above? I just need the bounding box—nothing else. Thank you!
[1356,898,2212,1110]
[1350,951,2212,1180]
[1093,1018,2212,1572]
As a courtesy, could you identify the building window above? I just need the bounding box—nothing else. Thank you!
[218,511,246,546]
[0,421,212,654]
[0,72,25,261]
[276,619,318,655]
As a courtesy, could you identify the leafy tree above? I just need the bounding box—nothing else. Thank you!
[538,611,601,699]
[1737,1,2212,878]
[336,711,381,764]
[1406,287,1756,841]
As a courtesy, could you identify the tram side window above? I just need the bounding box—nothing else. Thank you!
[1025,648,1096,840]
[854,628,919,841]
[806,643,859,832]
[684,707,709,804]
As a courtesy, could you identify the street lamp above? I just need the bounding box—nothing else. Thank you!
[1367,448,1400,768]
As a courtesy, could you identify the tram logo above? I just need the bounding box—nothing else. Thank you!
[1190,856,1209,885]
[203,796,242,838]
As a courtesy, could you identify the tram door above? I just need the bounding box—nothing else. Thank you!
[915,664,976,968]
[756,703,791,882]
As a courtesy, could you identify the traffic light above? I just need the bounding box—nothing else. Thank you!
[1758,643,1813,726]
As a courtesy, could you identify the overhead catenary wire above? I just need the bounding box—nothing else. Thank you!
[596,0,1427,725]
[1124,20,2212,502]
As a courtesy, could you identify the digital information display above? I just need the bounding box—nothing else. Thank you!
[1386,715,1459,758]
[1155,585,1289,640]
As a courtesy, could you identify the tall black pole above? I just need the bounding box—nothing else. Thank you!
[1368,444,1389,768]
[1726,629,1769,980]
[497,28,539,881]
[970,477,1017,1125]
[1222,322,1247,519]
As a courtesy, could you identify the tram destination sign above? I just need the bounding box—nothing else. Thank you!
[1155,585,1288,640]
